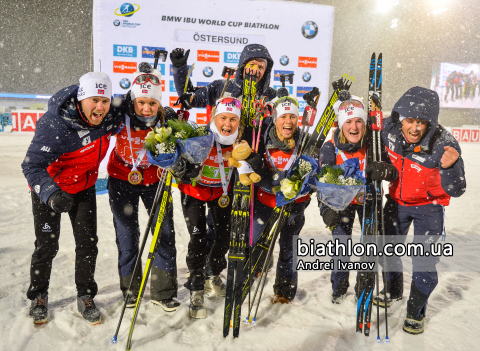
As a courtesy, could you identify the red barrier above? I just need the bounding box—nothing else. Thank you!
[11,110,46,132]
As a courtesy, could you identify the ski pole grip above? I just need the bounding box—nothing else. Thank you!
[369,111,383,131]
[153,50,161,69]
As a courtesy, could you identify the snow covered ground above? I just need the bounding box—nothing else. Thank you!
[1,131,479,351]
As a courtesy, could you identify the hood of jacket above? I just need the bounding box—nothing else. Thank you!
[234,44,274,96]
[391,86,439,148]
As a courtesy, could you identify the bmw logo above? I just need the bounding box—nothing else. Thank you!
[302,72,312,82]
[301,21,318,39]
[120,78,131,89]
[280,55,289,66]
[203,66,214,78]
[113,19,120,26]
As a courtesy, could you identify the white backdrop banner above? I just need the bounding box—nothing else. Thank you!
[93,0,334,126]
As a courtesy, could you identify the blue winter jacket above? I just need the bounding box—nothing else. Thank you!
[173,43,277,107]
[21,85,121,204]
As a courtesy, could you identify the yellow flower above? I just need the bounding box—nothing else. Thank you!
[280,178,298,199]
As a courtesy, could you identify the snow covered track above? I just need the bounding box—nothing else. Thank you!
[0,132,479,350]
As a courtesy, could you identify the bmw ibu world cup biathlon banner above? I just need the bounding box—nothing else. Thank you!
[93,0,334,126]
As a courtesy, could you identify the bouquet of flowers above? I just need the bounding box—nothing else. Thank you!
[315,158,365,211]
[275,155,319,207]
[145,119,213,171]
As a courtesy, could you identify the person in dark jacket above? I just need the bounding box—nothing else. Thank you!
[107,63,180,312]
[318,93,397,304]
[170,43,277,119]
[21,72,120,324]
[377,86,466,334]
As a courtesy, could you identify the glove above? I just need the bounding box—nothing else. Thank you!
[276,87,289,98]
[170,48,190,68]
[245,152,266,177]
[48,190,74,213]
[321,208,342,228]
[183,161,202,182]
[175,92,194,110]
[365,161,398,182]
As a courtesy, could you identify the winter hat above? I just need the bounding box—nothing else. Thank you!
[214,97,242,119]
[334,93,367,130]
[77,72,112,101]
[131,62,163,103]
[272,95,300,119]
[392,86,439,126]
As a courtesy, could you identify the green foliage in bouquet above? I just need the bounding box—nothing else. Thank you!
[316,165,363,186]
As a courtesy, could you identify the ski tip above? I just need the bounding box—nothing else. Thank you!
[110,336,117,345]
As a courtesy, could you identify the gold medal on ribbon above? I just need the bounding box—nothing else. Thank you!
[218,195,230,208]
[355,192,365,205]
[128,170,142,185]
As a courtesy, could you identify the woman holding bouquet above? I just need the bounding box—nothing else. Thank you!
[318,92,397,304]
[175,97,242,319]
[244,92,312,304]
[107,63,180,312]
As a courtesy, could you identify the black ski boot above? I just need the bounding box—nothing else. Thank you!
[150,266,180,311]
[30,292,48,324]
[403,281,429,334]
[332,276,349,304]
[373,272,403,308]
[77,295,101,325]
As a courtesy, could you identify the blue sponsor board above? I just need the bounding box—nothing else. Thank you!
[224,51,241,64]
[142,46,165,58]
[170,64,193,76]
[299,100,307,113]
[113,94,123,99]
[297,86,314,97]
[273,85,293,94]
[169,81,176,92]
[148,63,165,75]
[197,82,209,87]
[113,44,137,57]
[273,70,294,81]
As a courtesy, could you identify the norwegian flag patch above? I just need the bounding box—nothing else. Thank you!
[227,107,233,111]
[285,107,290,110]
[347,111,353,116]
[98,89,104,94]
[142,89,148,93]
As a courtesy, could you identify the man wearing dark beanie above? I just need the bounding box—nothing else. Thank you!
[21,71,120,325]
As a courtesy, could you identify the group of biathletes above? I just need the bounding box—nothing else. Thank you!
[22,43,466,336]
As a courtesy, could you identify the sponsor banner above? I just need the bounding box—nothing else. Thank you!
[142,46,165,58]
[224,51,241,63]
[113,61,137,73]
[452,128,480,142]
[297,86,313,97]
[113,44,137,57]
[94,0,334,128]
[299,100,307,113]
[169,81,177,92]
[11,110,46,132]
[273,70,295,82]
[298,56,317,68]
[197,50,220,62]
[197,82,210,87]
[273,85,293,94]
[174,29,265,46]
[196,113,209,125]
[169,96,181,108]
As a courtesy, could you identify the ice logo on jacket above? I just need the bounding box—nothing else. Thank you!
[302,72,311,82]
[203,66,214,78]
[280,55,289,66]
[301,21,318,39]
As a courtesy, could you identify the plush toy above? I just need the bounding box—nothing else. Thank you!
[226,141,261,186]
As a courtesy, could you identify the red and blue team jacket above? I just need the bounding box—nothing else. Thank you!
[21,85,121,205]
[381,87,466,206]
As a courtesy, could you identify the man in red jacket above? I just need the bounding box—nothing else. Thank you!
[22,71,119,325]
[374,87,466,335]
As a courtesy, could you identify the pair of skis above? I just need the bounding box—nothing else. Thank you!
[223,64,259,338]
[356,52,389,342]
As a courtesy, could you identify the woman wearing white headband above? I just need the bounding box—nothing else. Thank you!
[176,97,241,318]
[318,91,397,304]
[245,92,312,304]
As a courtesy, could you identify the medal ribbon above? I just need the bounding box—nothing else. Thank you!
[125,116,147,171]
[216,142,233,196]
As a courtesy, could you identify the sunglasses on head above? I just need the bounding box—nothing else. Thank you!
[275,96,299,108]
[133,74,161,86]
[339,99,364,110]
[216,97,243,110]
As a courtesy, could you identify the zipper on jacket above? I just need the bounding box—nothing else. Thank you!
[53,167,64,180]
[399,157,405,203]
